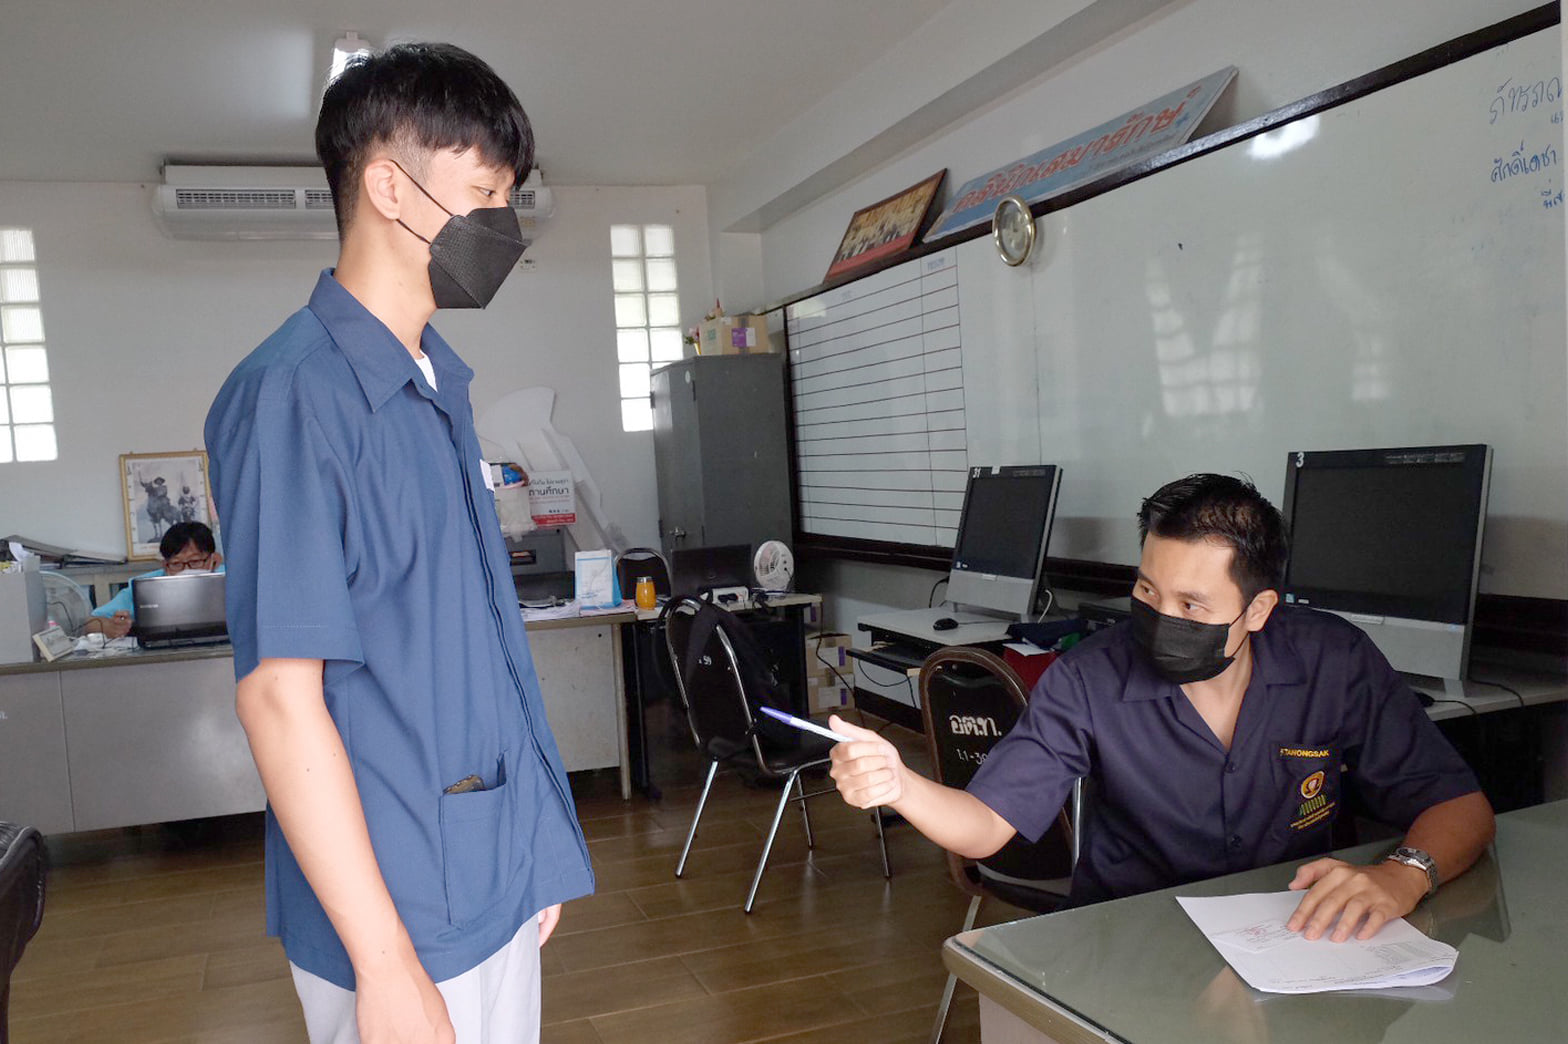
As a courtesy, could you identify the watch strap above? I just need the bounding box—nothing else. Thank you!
[1383,846,1439,897]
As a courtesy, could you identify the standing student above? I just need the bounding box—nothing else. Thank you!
[205,43,592,1044]
[829,474,1494,942]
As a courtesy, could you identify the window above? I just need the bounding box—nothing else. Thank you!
[611,224,683,432]
[0,229,55,462]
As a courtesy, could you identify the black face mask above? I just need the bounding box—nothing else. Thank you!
[1130,597,1247,684]
[393,162,526,309]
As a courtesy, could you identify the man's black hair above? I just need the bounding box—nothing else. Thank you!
[316,42,534,236]
[1137,474,1288,602]
[160,521,216,561]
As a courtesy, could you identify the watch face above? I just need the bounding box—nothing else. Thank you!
[993,196,1035,266]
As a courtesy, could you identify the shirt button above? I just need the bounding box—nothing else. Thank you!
[1225,761,1238,774]
[1228,835,1243,851]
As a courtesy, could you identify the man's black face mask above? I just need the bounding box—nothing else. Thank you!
[393,161,526,309]
[1130,597,1247,684]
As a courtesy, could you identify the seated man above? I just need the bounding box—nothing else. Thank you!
[83,521,224,638]
[829,474,1495,941]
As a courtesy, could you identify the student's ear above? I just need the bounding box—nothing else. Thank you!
[358,157,405,223]
[1243,589,1279,633]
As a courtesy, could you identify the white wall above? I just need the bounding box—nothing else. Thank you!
[0,181,711,558]
[745,0,1550,630]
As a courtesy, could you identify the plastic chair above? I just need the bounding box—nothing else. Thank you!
[662,595,889,912]
[919,647,1076,1044]
[0,822,46,1044]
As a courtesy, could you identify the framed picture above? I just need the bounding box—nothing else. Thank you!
[120,451,215,560]
[825,169,947,282]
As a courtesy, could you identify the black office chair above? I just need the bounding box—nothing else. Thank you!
[0,822,46,1044]
[662,595,890,913]
[920,647,1075,1044]
[615,546,672,602]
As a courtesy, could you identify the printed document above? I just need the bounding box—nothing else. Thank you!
[1177,891,1457,994]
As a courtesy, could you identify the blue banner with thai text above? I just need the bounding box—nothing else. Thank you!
[924,67,1238,241]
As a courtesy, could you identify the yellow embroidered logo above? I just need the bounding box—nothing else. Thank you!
[1300,770,1325,800]
[1278,747,1330,758]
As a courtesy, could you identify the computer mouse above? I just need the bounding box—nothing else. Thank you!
[932,616,958,631]
[1415,690,1435,708]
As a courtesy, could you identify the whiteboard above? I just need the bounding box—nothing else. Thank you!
[943,22,1568,599]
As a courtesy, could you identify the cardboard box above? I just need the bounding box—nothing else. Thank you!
[807,677,853,712]
[805,631,855,679]
[699,314,772,355]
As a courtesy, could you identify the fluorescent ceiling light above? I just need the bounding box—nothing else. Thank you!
[330,31,373,83]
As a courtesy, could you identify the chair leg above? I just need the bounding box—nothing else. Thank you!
[676,759,719,878]
[745,768,799,913]
[874,805,890,878]
[796,773,815,849]
[930,895,983,1044]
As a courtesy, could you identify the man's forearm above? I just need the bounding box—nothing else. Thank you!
[237,658,413,973]
[891,773,1016,859]
[1402,790,1496,886]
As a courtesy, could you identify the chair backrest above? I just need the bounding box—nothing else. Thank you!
[919,647,1074,898]
[661,595,778,764]
[616,547,671,600]
[0,821,46,1037]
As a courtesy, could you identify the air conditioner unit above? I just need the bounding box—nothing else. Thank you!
[153,165,340,241]
[508,170,555,219]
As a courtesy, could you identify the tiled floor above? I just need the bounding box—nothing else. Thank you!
[8,703,1026,1043]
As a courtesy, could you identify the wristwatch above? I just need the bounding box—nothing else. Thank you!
[1383,846,1439,898]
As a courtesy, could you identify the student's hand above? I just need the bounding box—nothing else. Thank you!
[354,942,455,1044]
[538,903,562,946]
[103,611,133,639]
[827,715,908,809]
[1285,857,1428,941]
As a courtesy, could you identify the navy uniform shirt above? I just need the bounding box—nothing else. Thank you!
[205,271,594,989]
[967,605,1479,905]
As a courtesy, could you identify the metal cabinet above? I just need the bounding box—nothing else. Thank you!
[0,673,74,834]
[650,354,792,556]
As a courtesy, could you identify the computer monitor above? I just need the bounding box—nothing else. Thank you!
[1281,444,1491,697]
[947,465,1063,620]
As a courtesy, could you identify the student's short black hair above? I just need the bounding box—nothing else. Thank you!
[1137,474,1288,602]
[316,42,533,236]
[160,521,216,561]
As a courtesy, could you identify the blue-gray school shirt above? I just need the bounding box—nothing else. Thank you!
[968,605,1479,904]
[205,270,594,989]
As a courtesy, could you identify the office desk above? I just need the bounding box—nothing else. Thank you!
[944,800,1567,1044]
[0,611,638,834]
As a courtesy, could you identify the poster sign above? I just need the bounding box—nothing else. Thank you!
[924,67,1237,241]
[527,470,577,526]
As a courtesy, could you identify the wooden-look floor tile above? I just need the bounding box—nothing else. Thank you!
[589,974,858,1044]
[541,954,708,1025]
[9,708,990,1044]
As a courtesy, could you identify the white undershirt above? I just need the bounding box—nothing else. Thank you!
[414,352,437,391]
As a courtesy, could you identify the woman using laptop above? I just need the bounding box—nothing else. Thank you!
[82,521,224,638]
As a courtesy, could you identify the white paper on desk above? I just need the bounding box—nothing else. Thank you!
[1176,891,1457,994]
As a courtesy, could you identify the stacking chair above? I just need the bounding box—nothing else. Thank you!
[615,546,671,602]
[0,822,46,1044]
[662,595,890,912]
[920,647,1076,1044]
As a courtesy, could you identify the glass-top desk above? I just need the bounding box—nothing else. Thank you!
[944,800,1566,1044]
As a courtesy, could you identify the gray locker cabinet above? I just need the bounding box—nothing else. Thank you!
[651,354,792,556]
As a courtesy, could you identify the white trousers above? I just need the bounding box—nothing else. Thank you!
[289,918,541,1044]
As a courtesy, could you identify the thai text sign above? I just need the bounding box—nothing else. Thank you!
[527,470,577,527]
[925,67,1237,241]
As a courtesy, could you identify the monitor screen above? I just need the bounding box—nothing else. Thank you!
[951,469,1057,580]
[1282,445,1489,624]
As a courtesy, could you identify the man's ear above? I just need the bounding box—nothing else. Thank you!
[358,157,405,223]
[1244,589,1280,633]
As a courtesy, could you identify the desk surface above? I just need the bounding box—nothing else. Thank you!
[945,800,1567,1044]
[859,605,1016,646]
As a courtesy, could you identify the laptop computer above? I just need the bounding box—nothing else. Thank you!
[669,544,753,600]
[131,572,229,647]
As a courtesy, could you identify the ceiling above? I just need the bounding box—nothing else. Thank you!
[0,0,950,188]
